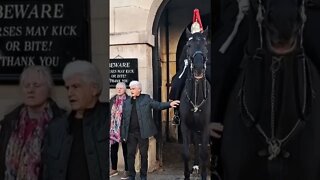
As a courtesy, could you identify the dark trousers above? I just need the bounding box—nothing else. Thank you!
[127,131,149,178]
[111,141,128,171]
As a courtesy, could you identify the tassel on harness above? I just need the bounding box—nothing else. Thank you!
[179,59,189,78]
[219,0,250,54]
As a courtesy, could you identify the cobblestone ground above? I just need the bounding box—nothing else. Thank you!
[110,142,211,180]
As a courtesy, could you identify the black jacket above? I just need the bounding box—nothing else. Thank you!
[0,99,66,180]
[121,94,171,140]
[42,101,109,180]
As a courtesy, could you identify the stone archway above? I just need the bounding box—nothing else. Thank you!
[150,0,212,168]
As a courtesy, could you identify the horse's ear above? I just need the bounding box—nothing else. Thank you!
[186,28,192,39]
[202,26,209,37]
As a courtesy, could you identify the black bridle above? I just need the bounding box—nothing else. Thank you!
[189,50,208,75]
[240,0,312,160]
[254,0,307,50]
[184,38,209,113]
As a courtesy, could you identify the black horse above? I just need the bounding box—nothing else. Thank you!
[219,0,320,179]
[179,28,211,180]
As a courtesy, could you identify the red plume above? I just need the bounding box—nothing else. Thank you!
[192,9,203,32]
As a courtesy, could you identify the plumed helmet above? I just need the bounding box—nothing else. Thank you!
[191,8,203,34]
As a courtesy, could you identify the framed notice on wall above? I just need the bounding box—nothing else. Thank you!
[0,0,90,84]
[109,58,138,88]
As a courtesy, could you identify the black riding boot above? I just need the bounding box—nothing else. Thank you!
[172,108,180,125]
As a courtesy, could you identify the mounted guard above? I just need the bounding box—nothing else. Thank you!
[169,9,211,125]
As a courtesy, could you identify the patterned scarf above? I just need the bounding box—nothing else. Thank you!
[5,106,51,180]
[110,94,126,145]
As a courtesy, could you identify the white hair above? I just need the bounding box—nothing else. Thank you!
[62,60,102,94]
[129,80,142,90]
[116,82,126,89]
[20,65,54,89]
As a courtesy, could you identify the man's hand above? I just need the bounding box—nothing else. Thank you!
[209,122,224,138]
[170,100,180,108]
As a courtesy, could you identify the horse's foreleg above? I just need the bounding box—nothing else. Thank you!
[182,142,191,179]
[193,132,200,166]
[199,133,209,180]
[192,131,200,176]
[182,126,191,179]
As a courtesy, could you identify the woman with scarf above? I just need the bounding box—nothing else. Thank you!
[0,66,65,180]
[110,82,129,179]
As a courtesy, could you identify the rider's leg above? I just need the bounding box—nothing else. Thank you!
[169,73,187,125]
[205,64,212,85]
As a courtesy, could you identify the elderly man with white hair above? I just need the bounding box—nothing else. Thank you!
[43,60,109,180]
[121,80,180,180]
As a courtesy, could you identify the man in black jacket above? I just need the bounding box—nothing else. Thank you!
[43,60,109,180]
[121,80,180,180]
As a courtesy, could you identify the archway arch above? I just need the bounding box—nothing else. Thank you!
[150,0,217,165]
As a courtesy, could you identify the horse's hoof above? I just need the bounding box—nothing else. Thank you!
[192,165,200,175]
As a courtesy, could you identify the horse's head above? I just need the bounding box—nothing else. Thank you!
[252,0,306,55]
[185,27,209,79]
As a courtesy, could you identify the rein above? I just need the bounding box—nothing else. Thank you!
[184,78,209,112]
[239,53,309,160]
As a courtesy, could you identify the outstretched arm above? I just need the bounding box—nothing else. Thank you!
[149,97,180,110]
